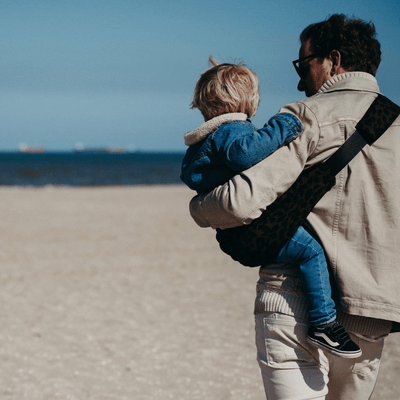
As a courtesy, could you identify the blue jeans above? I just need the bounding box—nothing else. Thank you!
[276,226,336,326]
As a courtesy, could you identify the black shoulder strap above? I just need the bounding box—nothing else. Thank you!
[321,94,400,176]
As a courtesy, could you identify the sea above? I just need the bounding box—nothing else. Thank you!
[0,151,186,186]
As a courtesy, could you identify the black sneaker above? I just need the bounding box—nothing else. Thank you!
[307,321,362,359]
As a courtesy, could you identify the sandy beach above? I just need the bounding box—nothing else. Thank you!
[0,185,399,399]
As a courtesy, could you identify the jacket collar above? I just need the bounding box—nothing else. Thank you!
[317,72,380,95]
[184,113,248,146]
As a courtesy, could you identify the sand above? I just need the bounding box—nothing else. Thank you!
[0,185,398,400]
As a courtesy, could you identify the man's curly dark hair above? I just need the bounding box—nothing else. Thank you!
[300,14,381,76]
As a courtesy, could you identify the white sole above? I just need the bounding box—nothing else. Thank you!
[307,336,363,359]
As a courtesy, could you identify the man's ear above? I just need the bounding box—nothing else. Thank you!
[329,50,343,75]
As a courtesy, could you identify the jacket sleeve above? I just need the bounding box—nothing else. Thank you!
[215,113,303,171]
[189,103,320,229]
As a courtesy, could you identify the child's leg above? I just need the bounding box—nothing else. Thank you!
[277,227,361,359]
[276,226,336,326]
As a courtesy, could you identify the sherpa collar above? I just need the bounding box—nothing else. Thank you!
[184,113,248,146]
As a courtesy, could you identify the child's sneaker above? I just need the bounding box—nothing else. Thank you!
[307,321,362,359]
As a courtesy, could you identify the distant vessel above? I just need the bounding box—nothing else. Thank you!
[19,144,46,153]
[107,147,127,154]
[74,143,85,152]
[74,145,128,154]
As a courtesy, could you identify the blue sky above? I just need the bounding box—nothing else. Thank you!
[0,0,399,152]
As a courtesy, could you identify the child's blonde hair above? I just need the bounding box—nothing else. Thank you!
[191,56,260,121]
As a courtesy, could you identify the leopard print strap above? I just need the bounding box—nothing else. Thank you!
[356,94,400,145]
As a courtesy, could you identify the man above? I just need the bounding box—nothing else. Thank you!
[189,14,400,400]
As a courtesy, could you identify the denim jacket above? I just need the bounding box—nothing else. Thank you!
[180,112,303,193]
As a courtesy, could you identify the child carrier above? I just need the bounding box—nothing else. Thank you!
[216,94,400,267]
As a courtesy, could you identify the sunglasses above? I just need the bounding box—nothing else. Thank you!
[292,53,322,79]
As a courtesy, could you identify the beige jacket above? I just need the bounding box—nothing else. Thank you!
[190,72,400,331]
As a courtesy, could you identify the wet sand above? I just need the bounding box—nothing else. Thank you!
[0,186,398,399]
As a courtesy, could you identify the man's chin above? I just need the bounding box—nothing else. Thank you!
[305,89,317,97]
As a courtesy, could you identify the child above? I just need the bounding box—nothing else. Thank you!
[181,56,362,359]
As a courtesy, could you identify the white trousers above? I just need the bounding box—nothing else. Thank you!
[255,312,384,400]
